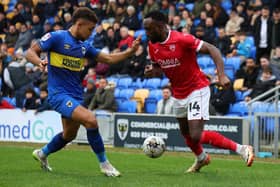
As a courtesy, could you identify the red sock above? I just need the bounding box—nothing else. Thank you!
[200,131,237,151]
[183,134,203,156]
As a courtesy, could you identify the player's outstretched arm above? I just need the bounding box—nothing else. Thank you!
[199,42,230,89]
[26,42,47,71]
[96,36,141,64]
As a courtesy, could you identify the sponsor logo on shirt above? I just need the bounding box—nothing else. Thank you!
[41,33,51,41]
[169,44,176,51]
[157,58,181,69]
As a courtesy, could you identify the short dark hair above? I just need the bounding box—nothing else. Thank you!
[72,7,98,24]
[144,11,168,24]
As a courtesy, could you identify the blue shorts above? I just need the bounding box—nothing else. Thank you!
[48,94,83,118]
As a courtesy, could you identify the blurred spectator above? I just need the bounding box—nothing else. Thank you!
[114,0,127,23]
[5,24,19,49]
[180,9,192,28]
[214,27,232,56]
[170,15,181,32]
[258,55,280,83]
[42,21,53,35]
[63,12,72,29]
[112,20,121,43]
[22,4,33,23]
[0,12,7,34]
[35,87,52,114]
[227,31,252,62]
[118,26,134,51]
[122,44,146,79]
[197,10,207,28]
[245,67,276,102]
[156,86,174,115]
[210,73,235,115]
[203,17,216,44]
[253,6,272,64]
[22,87,37,111]
[142,0,159,18]
[192,0,207,18]
[235,57,259,91]
[240,5,254,33]
[271,8,280,57]
[0,93,15,109]
[122,5,141,31]
[9,5,25,25]
[60,0,74,23]
[92,24,107,50]
[88,78,117,112]
[31,14,43,39]
[53,22,64,31]
[271,46,280,70]
[204,1,214,17]
[105,26,118,52]
[82,67,97,87]
[83,78,97,108]
[33,0,47,24]
[212,2,228,27]
[14,23,34,51]
[105,0,117,24]
[225,8,244,36]
[44,0,58,19]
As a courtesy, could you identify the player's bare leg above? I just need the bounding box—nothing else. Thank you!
[178,118,210,173]
[200,131,254,166]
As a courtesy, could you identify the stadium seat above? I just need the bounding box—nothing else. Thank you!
[250,46,256,59]
[197,56,211,69]
[193,18,200,26]
[107,77,119,86]
[114,88,120,98]
[227,101,248,116]
[143,78,161,90]
[115,88,135,101]
[128,78,143,89]
[225,57,241,72]
[148,89,163,101]
[160,78,169,88]
[221,0,232,12]
[202,67,215,76]
[117,77,133,89]
[144,98,158,113]
[131,89,150,113]
[117,100,137,113]
[235,91,243,102]
[224,65,235,80]
[242,90,252,99]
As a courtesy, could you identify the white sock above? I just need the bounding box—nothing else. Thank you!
[236,144,244,155]
[197,151,207,162]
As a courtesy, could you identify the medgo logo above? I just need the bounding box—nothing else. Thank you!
[0,120,55,141]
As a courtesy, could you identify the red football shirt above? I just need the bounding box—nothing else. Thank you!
[148,30,209,99]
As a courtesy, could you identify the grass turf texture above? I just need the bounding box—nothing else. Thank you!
[0,142,280,187]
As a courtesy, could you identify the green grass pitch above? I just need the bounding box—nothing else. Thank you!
[0,142,280,187]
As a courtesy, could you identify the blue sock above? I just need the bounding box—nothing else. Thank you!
[42,132,69,156]
[86,128,106,163]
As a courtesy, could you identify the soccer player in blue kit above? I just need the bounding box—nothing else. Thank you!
[26,7,140,177]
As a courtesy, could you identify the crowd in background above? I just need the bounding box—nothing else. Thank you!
[0,0,279,115]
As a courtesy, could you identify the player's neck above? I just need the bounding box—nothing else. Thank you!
[160,29,169,43]
[68,26,79,40]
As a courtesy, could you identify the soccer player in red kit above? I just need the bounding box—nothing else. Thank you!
[143,11,254,173]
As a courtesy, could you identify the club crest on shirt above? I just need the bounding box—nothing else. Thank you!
[66,100,73,108]
[169,44,176,51]
[81,47,86,55]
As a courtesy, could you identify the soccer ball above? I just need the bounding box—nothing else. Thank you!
[142,136,166,158]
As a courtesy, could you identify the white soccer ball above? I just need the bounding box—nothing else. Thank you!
[142,136,166,158]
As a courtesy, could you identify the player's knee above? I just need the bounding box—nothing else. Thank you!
[83,118,98,129]
[189,133,201,144]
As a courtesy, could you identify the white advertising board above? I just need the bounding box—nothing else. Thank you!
[0,109,62,143]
